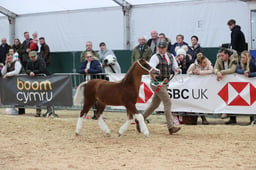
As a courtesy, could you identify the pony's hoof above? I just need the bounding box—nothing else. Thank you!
[75,132,80,136]
[143,131,149,137]
[118,132,122,137]
[105,133,111,137]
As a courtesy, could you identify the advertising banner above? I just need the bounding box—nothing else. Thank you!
[109,74,256,114]
[0,75,72,106]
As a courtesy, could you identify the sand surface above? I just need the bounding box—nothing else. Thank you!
[0,108,256,170]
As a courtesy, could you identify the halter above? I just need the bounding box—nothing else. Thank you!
[136,60,154,73]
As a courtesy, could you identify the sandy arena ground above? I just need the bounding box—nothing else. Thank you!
[0,108,256,170]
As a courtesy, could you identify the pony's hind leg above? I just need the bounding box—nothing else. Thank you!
[96,102,110,135]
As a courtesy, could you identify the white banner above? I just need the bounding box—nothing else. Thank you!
[109,74,256,114]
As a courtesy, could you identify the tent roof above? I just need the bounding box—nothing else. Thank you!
[0,0,190,16]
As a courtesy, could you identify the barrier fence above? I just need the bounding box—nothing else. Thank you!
[1,73,256,117]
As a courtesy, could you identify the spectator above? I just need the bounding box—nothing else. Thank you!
[170,34,189,56]
[0,38,11,64]
[236,50,256,124]
[158,33,172,53]
[39,37,51,67]
[80,41,99,63]
[214,48,238,124]
[26,51,54,117]
[1,53,24,115]
[176,48,193,74]
[30,32,38,51]
[98,42,115,63]
[142,39,181,135]
[227,19,247,55]
[8,48,19,60]
[187,35,203,63]
[20,32,35,69]
[79,51,102,75]
[12,38,22,55]
[131,36,152,64]
[187,53,213,125]
[147,30,159,54]
[187,52,213,75]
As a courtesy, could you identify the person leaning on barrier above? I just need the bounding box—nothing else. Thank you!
[26,51,55,117]
[214,48,238,124]
[78,51,103,75]
[236,50,256,124]
[1,53,25,115]
[187,53,213,125]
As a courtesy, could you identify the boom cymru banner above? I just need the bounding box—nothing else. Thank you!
[109,74,256,114]
[0,75,72,106]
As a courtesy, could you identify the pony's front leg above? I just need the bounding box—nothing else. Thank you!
[134,113,149,137]
[118,119,132,136]
[98,115,111,135]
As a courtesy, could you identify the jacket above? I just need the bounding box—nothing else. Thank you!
[0,44,10,63]
[214,49,238,75]
[131,44,152,64]
[187,44,203,62]
[236,56,256,77]
[231,25,247,53]
[20,39,38,63]
[187,58,213,75]
[26,56,49,75]
[1,57,23,76]
[78,59,103,74]
[40,43,51,65]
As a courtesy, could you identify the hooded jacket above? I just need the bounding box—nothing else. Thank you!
[187,58,213,75]
[231,25,246,53]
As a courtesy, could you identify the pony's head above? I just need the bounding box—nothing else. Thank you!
[136,58,158,75]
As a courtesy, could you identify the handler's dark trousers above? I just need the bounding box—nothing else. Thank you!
[143,84,174,129]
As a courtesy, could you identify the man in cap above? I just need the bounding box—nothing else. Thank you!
[141,39,181,135]
[26,51,54,117]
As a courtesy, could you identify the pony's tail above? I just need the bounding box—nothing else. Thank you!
[73,81,87,106]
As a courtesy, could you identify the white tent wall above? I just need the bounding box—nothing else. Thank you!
[0,16,10,42]
[130,0,249,48]
[15,7,123,52]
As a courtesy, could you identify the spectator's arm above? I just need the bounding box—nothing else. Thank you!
[6,62,22,77]
[78,62,86,74]
[248,72,256,77]
[187,63,195,75]
[1,65,7,75]
[214,59,221,74]
[235,65,244,74]
[220,63,237,75]
[88,61,102,74]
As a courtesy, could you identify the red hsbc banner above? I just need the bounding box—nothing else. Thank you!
[109,74,256,114]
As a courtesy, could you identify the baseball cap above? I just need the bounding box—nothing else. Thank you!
[29,51,37,57]
[157,39,167,48]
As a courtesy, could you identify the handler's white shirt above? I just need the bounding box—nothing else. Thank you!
[149,52,179,72]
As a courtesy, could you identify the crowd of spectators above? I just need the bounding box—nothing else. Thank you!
[0,19,255,125]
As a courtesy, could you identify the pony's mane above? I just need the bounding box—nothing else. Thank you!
[121,61,137,84]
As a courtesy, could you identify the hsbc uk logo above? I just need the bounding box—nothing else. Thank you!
[218,82,256,106]
[137,82,153,103]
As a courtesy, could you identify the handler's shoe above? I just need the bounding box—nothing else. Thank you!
[35,112,41,117]
[169,127,181,135]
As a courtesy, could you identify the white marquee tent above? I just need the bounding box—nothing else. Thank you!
[0,0,252,52]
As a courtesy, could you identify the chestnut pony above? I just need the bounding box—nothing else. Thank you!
[74,58,157,136]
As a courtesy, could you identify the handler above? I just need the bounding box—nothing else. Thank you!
[142,39,181,135]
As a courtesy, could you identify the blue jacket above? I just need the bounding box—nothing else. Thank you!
[236,57,256,77]
[169,42,189,56]
[78,60,103,74]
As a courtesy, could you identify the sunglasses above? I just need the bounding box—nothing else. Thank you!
[86,56,93,58]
